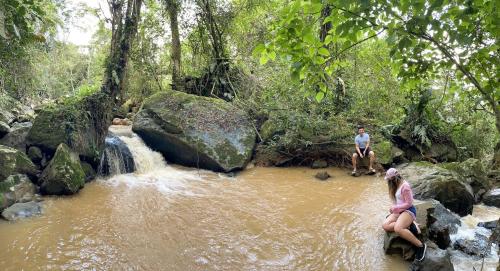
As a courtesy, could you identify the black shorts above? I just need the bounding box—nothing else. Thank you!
[354,147,371,155]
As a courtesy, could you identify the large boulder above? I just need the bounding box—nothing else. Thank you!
[0,174,37,211]
[453,232,491,257]
[39,143,85,195]
[0,145,39,180]
[0,121,10,138]
[383,231,415,260]
[26,92,111,166]
[427,203,461,249]
[1,201,42,221]
[0,94,35,125]
[0,122,32,151]
[482,188,500,208]
[441,158,491,202]
[133,90,256,172]
[398,162,474,216]
[409,242,454,271]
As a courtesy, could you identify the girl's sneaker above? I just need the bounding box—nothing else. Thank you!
[415,243,427,261]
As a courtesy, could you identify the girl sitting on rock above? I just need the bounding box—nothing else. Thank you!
[382,168,426,261]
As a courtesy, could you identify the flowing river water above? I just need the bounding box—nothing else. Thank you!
[0,126,498,271]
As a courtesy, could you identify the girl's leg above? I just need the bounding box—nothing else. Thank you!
[394,212,422,247]
[382,213,398,232]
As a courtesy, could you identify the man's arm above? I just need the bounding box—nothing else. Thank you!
[356,143,363,158]
[364,139,370,155]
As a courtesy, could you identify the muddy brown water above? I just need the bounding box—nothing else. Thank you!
[0,167,411,271]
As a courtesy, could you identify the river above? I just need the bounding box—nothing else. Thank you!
[0,127,498,270]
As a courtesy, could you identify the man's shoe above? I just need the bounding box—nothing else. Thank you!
[415,243,427,261]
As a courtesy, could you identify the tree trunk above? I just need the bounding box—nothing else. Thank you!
[319,5,331,43]
[166,0,182,88]
[493,105,500,169]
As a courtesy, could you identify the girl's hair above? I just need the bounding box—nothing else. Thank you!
[387,175,403,202]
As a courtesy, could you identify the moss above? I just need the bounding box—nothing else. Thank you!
[0,145,38,180]
[40,143,85,195]
[373,140,393,165]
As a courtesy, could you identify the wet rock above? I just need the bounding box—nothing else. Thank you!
[427,203,461,249]
[383,231,415,260]
[98,135,135,176]
[314,171,330,181]
[441,158,491,202]
[311,159,328,169]
[39,143,85,195]
[482,188,500,208]
[477,220,498,230]
[453,232,490,257]
[0,174,37,211]
[112,117,131,126]
[0,122,32,151]
[133,90,256,172]
[27,146,43,164]
[0,145,39,180]
[414,199,440,233]
[398,162,474,216]
[26,92,110,166]
[81,161,96,182]
[1,201,42,221]
[409,242,454,271]
[0,121,10,138]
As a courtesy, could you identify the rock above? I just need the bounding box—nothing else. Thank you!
[414,199,440,233]
[112,117,131,126]
[372,140,394,165]
[27,146,43,164]
[81,161,96,182]
[39,143,85,195]
[0,174,36,211]
[409,242,454,271]
[0,122,32,151]
[441,158,491,202]
[26,92,110,166]
[0,121,10,138]
[453,232,490,257]
[314,171,331,180]
[0,145,39,180]
[0,94,35,125]
[311,159,328,169]
[97,135,135,176]
[398,162,474,216]
[383,231,415,260]
[133,90,256,172]
[482,188,500,208]
[477,220,498,230]
[427,203,461,249]
[1,201,42,221]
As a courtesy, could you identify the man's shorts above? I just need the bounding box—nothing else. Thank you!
[354,147,372,155]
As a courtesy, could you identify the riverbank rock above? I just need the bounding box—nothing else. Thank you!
[98,135,135,176]
[0,94,35,125]
[1,201,42,221]
[482,188,500,208]
[311,159,328,169]
[133,90,256,172]
[453,232,490,257]
[26,92,110,166]
[409,242,454,271]
[441,158,491,202]
[0,121,10,138]
[39,143,85,195]
[27,146,43,164]
[0,174,37,211]
[314,171,330,180]
[383,231,415,260]
[81,161,96,182]
[477,220,498,230]
[398,162,474,216]
[428,203,461,249]
[0,122,32,151]
[0,145,39,180]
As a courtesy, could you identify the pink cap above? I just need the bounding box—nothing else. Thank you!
[384,168,399,180]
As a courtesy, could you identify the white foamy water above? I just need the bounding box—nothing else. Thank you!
[450,205,500,271]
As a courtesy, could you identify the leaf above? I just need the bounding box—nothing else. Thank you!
[315,91,325,102]
[252,44,266,57]
[259,54,269,65]
[318,47,330,56]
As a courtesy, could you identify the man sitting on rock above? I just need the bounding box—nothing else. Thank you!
[352,125,376,175]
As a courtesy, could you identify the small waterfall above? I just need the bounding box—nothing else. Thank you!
[98,134,136,176]
[99,125,167,176]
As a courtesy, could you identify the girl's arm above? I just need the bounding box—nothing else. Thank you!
[390,184,414,213]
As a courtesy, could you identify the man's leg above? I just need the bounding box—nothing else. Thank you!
[369,151,375,170]
[352,153,358,172]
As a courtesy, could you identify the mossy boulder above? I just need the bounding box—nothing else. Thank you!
[440,158,491,202]
[372,140,396,165]
[39,143,85,195]
[133,90,256,172]
[398,162,474,216]
[0,145,39,180]
[0,174,36,211]
[0,94,35,124]
[0,121,10,138]
[0,122,32,151]
[26,92,111,166]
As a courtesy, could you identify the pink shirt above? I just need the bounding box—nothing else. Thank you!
[390,181,414,214]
